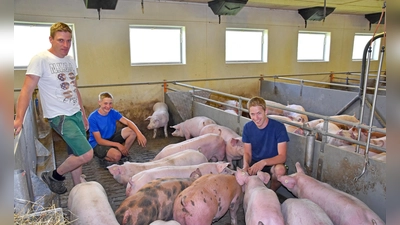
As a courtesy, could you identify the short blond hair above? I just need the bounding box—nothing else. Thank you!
[247,96,266,111]
[50,22,72,38]
[98,92,113,101]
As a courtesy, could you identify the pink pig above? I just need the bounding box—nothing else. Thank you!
[199,124,244,166]
[108,149,208,184]
[264,100,286,116]
[68,181,119,225]
[235,169,284,225]
[281,198,333,225]
[153,133,226,162]
[315,122,356,146]
[170,116,216,139]
[173,174,243,225]
[278,162,385,225]
[145,102,169,138]
[126,162,230,196]
[283,104,308,123]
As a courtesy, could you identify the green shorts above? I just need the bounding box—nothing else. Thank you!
[49,111,92,156]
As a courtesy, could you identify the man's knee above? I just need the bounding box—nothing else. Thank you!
[80,149,93,163]
[272,164,287,177]
[107,149,122,162]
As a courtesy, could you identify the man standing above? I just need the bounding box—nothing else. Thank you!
[242,96,289,191]
[14,22,93,194]
[88,92,147,167]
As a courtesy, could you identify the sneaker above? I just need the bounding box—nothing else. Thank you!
[98,158,116,169]
[118,155,132,165]
[41,171,67,194]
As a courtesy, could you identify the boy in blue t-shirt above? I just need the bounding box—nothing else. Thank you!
[242,96,289,191]
[88,92,147,167]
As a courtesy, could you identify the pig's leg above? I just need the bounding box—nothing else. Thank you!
[229,196,241,225]
[164,125,168,138]
[153,128,157,139]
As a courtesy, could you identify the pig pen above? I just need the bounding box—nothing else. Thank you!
[164,80,386,223]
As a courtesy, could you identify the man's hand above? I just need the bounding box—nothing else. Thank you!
[14,120,23,136]
[248,161,266,176]
[137,133,147,147]
[117,143,128,156]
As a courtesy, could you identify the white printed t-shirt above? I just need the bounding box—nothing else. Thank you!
[26,50,81,119]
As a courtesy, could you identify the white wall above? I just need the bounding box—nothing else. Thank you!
[14,0,385,117]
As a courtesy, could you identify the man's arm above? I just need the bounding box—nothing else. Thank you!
[14,75,40,135]
[242,143,252,171]
[74,80,89,130]
[119,117,147,147]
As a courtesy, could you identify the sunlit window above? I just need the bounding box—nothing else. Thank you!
[14,22,77,69]
[226,29,268,63]
[352,33,381,61]
[129,26,186,65]
[297,31,330,61]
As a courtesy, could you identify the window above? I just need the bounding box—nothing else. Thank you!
[129,26,186,65]
[226,29,268,63]
[14,22,77,69]
[297,31,331,61]
[352,33,381,60]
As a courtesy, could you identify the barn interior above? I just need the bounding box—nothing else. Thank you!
[13,0,387,224]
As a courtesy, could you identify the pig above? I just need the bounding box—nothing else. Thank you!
[224,109,238,115]
[305,119,324,128]
[199,124,244,166]
[153,133,226,162]
[126,162,230,196]
[170,116,216,140]
[370,136,386,149]
[223,100,239,114]
[108,149,208,184]
[283,104,308,123]
[277,162,385,225]
[235,169,284,225]
[68,181,119,225]
[268,115,305,135]
[264,100,286,115]
[370,152,386,162]
[115,171,200,225]
[173,174,243,225]
[314,122,356,146]
[281,198,334,225]
[150,220,181,225]
[329,114,360,129]
[146,102,169,138]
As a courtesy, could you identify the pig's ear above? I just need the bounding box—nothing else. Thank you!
[295,162,304,174]
[170,125,177,129]
[217,163,230,173]
[257,171,271,184]
[128,179,134,188]
[107,165,120,175]
[190,168,202,179]
[338,129,343,135]
[145,116,151,121]
[122,209,132,225]
[235,169,247,186]
[277,175,295,189]
[230,138,238,146]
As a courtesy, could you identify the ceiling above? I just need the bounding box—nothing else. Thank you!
[167,0,386,15]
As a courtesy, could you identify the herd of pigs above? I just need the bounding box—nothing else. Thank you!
[67,101,386,225]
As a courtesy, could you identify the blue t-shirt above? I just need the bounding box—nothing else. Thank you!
[88,109,123,148]
[242,119,289,162]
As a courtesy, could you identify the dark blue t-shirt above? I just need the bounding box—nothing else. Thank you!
[242,119,289,162]
[88,109,123,148]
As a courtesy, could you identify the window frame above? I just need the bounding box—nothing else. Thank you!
[129,25,186,66]
[14,21,78,70]
[225,28,268,63]
[297,31,331,62]
[352,33,381,61]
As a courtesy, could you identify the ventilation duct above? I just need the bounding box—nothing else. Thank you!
[365,12,385,30]
[84,0,118,20]
[298,6,335,28]
[208,0,248,23]
[83,0,118,9]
